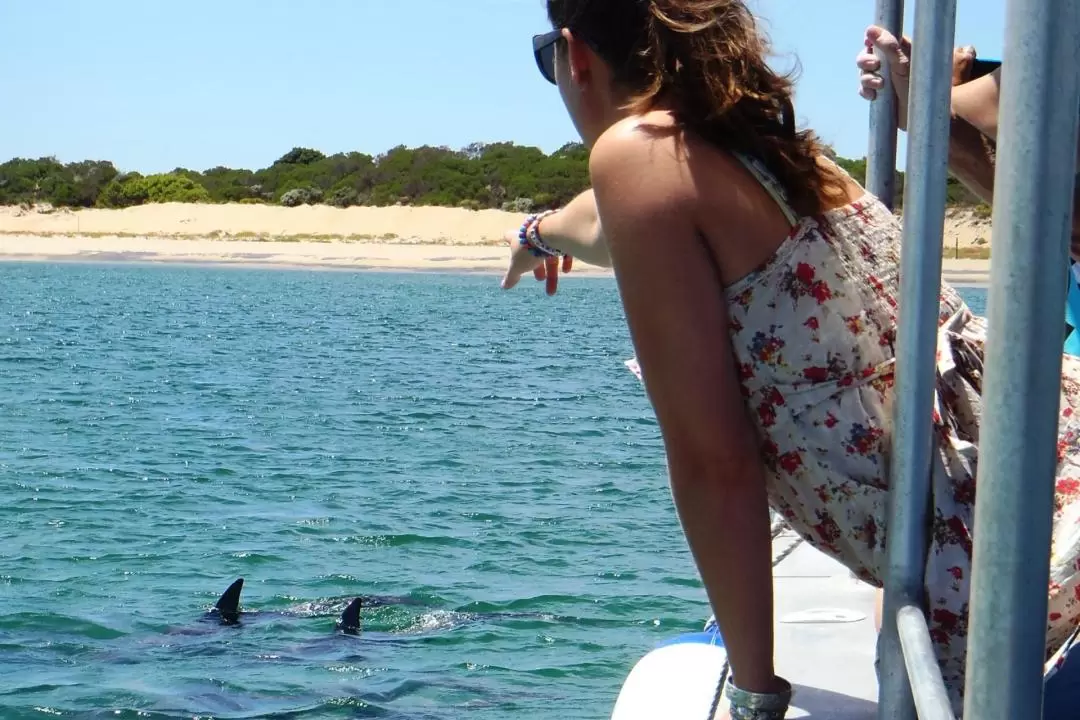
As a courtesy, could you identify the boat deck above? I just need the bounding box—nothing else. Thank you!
[772,529,880,719]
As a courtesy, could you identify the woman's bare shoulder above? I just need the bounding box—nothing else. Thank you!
[589,112,747,212]
[589,113,698,213]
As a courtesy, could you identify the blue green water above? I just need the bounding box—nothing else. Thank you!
[0,262,987,720]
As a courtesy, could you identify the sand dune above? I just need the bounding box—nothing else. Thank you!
[0,202,517,245]
[0,202,992,284]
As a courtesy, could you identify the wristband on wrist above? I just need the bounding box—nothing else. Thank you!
[518,209,562,258]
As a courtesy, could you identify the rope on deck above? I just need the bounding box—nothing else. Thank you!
[770,516,804,568]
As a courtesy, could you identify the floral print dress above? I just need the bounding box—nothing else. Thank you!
[623,154,1080,713]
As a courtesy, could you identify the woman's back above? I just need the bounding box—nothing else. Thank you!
[635,128,973,583]
[717,156,968,581]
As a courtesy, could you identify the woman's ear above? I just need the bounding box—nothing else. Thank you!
[561,29,593,86]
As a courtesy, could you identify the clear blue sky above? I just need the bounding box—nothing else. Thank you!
[0,0,1006,174]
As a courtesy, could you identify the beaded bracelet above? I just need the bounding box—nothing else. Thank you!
[724,674,793,720]
[518,209,562,258]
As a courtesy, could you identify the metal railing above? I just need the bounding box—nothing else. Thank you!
[873,0,958,717]
[867,0,1080,719]
[961,0,1080,717]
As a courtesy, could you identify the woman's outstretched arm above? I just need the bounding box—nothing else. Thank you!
[533,189,612,268]
[590,124,779,695]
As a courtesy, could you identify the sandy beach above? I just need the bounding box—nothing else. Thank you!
[0,202,994,284]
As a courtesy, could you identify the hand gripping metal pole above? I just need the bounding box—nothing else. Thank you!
[866,0,905,211]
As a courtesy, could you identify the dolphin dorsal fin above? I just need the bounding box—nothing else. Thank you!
[215,578,244,623]
[339,597,362,634]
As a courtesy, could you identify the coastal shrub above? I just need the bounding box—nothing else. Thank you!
[142,174,211,203]
[0,157,68,205]
[67,160,119,207]
[97,173,149,208]
[279,189,305,207]
[327,186,360,208]
[280,187,322,207]
[531,192,556,210]
[0,157,118,207]
[5,142,1011,218]
[44,181,80,208]
[502,197,535,213]
[274,147,327,166]
[96,173,209,208]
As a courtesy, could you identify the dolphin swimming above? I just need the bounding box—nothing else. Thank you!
[213,577,244,624]
[336,593,362,635]
[208,577,365,633]
[203,577,558,637]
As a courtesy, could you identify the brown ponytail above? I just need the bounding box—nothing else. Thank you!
[547,0,845,217]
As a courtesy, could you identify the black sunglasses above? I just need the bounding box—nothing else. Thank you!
[532,29,562,85]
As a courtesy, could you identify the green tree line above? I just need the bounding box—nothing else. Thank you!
[0,143,987,213]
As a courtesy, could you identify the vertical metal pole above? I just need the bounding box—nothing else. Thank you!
[866,0,905,211]
[866,2,909,716]
[879,0,957,718]
[962,0,1080,717]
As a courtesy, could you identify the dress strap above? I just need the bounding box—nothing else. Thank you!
[732,152,801,227]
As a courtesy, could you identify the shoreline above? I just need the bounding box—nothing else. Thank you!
[0,202,995,286]
[0,233,991,286]
[0,234,600,276]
